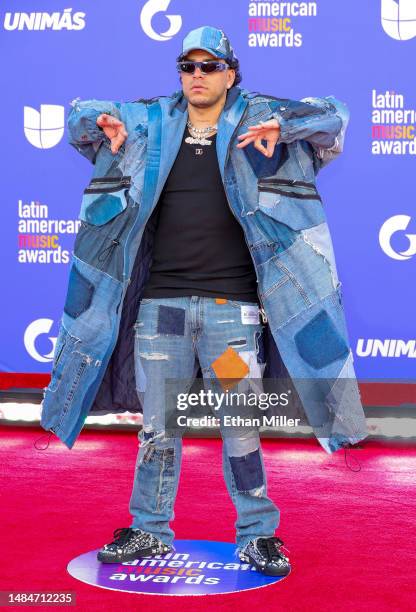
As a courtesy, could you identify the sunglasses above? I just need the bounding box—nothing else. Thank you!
[176,60,229,75]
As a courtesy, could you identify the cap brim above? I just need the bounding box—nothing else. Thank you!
[177,46,227,61]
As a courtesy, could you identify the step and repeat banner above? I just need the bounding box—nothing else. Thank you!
[1,1,415,381]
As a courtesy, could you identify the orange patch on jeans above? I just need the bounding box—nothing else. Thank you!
[211,346,249,391]
[215,298,228,304]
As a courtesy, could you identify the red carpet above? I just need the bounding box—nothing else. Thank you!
[0,426,414,611]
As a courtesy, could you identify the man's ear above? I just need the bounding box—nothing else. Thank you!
[227,69,236,89]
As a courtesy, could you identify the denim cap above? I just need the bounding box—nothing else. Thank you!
[177,26,238,63]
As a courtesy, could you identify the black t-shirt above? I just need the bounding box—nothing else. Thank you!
[141,125,259,303]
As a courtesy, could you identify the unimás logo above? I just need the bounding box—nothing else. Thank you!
[24,319,57,363]
[379,215,416,260]
[24,105,65,149]
[356,338,416,358]
[381,0,416,40]
[140,0,182,41]
[3,8,86,31]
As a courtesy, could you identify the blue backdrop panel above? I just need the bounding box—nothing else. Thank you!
[1,1,415,380]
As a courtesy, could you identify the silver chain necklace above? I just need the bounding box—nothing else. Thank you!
[185,119,218,146]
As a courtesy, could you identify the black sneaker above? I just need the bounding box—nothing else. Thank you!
[97,527,173,563]
[238,536,291,576]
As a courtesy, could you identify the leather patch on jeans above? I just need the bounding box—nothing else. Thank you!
[211,346,249,391]
[156,305,185,336]
[215,298,227,304]
[295,309,349,369]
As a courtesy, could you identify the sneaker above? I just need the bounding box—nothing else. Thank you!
[238,536,291,576]
[97,527,173,563]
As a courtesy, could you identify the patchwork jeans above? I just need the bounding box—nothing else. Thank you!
[128,296,280,552]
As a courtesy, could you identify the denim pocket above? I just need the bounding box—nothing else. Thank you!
[79,176,131,227]
[74,176,134,280]
[256,178,326,231]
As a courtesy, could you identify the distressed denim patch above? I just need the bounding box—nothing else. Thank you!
[229,448,264,492]
[243,141,284,178]
[295,309,349,369]
[144,445,174,459]
[63,264,94,319]
[84,192,126,225]
[156,305,185,336]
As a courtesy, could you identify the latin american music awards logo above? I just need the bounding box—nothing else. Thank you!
[67,540,289,595]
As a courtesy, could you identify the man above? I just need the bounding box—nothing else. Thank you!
[40,26,368,578]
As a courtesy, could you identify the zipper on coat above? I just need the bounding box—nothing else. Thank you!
[84,182,131,195]
[84,176,132,194]
[53,340,66,370]
[258,177,316,189]
[90,176,132,184]
[258,185,322,202]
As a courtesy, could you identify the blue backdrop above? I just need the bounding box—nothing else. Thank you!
[1,0,415,380]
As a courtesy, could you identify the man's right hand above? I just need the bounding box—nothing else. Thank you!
[96,113,128,155]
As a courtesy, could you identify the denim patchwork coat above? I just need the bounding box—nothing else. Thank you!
[40,85,368,453]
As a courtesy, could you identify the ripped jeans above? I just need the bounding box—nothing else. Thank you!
[129,295,280,553]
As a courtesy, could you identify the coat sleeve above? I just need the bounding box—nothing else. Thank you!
[66,97,125,164]
[271,96,350,170]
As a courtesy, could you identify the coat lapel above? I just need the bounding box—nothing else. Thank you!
[215,88,248,181]
[151,86,249,209]
[153,97,189,207]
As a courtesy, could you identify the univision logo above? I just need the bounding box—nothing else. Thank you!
[357,339,416,358]
[4,8,86,31]
[24,105,65,149]
[381,0,416,40]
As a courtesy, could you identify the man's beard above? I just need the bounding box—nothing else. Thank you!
[185,89,226,109]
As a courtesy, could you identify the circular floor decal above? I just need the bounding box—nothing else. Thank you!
[67,539,290,595]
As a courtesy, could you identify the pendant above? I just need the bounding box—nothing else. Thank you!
[185,135,213,145]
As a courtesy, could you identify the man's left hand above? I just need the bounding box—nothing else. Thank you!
[236,118,280,157]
